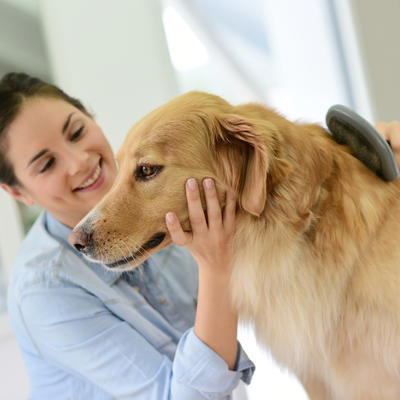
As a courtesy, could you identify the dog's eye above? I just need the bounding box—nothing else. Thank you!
[135,164,163,181]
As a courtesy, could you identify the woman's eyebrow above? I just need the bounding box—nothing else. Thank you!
[27,149,48,168]
[62,112,75,134]
[26,112,75,168]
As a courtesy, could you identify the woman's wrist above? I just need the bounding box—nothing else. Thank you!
[197,260,234,280]
[195,268,238,370]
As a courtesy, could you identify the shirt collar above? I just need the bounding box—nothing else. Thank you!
[44,212,122,285]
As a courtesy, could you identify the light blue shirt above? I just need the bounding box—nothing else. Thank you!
[7,212,254,399]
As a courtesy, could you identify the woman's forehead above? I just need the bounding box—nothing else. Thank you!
[18,97,75,126]
[9,98,79,142]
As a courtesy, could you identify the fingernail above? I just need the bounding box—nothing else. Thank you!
[204,178,214,189]
[166,212,176,224]
[187,178,197,190]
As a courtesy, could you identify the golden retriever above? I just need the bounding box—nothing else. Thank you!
[70,91,400,399]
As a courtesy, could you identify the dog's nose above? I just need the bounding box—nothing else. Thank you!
[68,229,92,254]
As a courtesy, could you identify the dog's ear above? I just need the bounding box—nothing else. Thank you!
[214,114,271,217]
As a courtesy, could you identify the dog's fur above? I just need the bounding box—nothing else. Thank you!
[72,91,400,399]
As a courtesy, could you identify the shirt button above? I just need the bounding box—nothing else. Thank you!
[133,285,140,291]
[159,298,167,305]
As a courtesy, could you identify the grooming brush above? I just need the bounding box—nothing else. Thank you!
[326,104,399,181]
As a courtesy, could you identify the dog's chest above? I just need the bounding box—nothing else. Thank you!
[231,237,333,373]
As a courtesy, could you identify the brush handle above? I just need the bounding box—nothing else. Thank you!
[326,105,399,181]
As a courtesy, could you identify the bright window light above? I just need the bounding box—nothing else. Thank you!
[162,6,208,71]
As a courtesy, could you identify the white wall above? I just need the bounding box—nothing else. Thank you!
[39,0,180,153]
[0,314,30,400]
[0,194,23,283]
[348,0,400,122]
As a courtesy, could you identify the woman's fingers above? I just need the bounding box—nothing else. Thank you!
[386,122,400,152]
[165,211,192,246]
[376,121,400,151]
[185,178,208,234]
[375,121,400,170]
[202,178,223,230]
[167,178,236,249]
[375,122,387,138]
[223,190,237,232]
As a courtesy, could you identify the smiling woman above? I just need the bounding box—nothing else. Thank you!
[1,96,117,228]
[1,72,255,400]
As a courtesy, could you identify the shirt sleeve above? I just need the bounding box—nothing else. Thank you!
[172,328,255,398]
[18,283,255,400]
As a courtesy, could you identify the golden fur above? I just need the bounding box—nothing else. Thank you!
[74,91,400,399]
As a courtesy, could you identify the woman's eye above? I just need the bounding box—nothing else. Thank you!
[40,158,55,173]
[70,126,84,141]
[135,165,163,180]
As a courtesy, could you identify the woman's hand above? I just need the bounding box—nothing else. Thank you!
[165,177,239,370]
[375,121,400,168]
[165,177,237,277]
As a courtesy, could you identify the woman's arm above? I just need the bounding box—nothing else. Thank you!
[166,178,238,369]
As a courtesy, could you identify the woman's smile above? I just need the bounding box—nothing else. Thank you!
[74,158,104,192]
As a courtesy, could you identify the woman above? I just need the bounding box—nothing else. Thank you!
[1,72,254,399]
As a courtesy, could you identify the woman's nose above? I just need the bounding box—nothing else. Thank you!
[66,148,89,175]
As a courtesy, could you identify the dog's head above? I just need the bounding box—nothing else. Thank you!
[68,91,291,269]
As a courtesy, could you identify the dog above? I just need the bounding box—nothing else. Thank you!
[69,91,400,399]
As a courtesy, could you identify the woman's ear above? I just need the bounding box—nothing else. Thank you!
[0,184,35,206]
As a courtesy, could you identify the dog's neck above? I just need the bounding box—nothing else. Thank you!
[239,119,397,265]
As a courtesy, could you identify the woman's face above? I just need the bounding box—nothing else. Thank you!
[2,97,117,227]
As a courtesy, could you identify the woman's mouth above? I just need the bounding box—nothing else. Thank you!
[74,160,105,192]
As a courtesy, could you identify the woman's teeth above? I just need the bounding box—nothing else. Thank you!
[77,164,101,189]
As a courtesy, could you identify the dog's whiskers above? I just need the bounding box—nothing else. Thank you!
[125,236,153,261]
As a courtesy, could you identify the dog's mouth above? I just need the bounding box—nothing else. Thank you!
[105,232,166,269]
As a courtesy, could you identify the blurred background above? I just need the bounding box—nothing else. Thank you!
[0,0,399,398]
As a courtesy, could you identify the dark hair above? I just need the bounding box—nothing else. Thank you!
[0,72,91,187]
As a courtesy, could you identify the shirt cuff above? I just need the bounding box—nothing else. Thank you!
[173,328,255,398]
[233,339,255,385]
